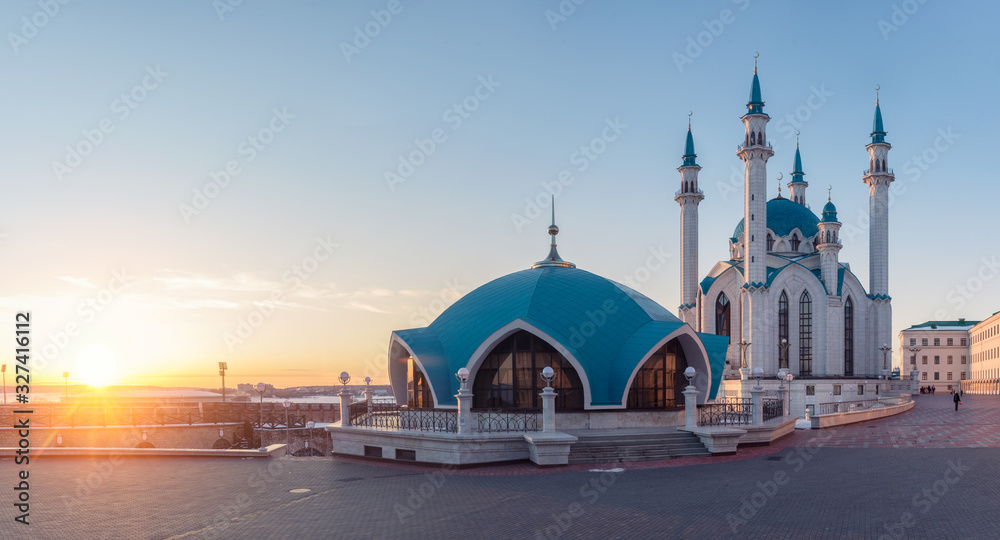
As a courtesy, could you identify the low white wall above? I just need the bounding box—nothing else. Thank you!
[555,410,683,430]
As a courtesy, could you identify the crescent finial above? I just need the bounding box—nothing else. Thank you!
[828,185,832,201]
[753,52,759,73]
[778,173,783,181]
[875,84,880,105]
[687,110,692,128]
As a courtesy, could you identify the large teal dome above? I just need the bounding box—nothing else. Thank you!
[733,197,821,240]
[391,266,727,408]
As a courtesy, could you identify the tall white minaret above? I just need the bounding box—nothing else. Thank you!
[675,114,703,327]
[818,192,844,376]
[864,89,893,374]
[736,56,774,373]
[817,193,842,293]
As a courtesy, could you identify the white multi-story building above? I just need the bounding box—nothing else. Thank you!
[967,311,1000,394]
[678,61,893,380]
[898,320,977,392]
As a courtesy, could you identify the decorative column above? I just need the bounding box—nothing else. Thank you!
[683,367,699,428]
[456,368,473,434]
[750,368,764,425]
[364,376,374,408]
[338,371,352,427]
[776,370,788,419]
[539,367,557,432]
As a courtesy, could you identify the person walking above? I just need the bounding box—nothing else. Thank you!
[954,391,961,411]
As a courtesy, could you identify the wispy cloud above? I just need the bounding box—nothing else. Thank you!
[56,276,97,288]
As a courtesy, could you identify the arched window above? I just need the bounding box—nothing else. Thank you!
[757,131,763,145]
[407,357,433,408]
[715,293,731,338]
[778,291,789,369]
[882,159,887,171]
[627,339,689,409]
[790,234,801,251]
[766,234,774,251]
[799,292,813,375]
[875,160,880,172]
[472,331,584,410]
[750,131,756,145]
[844,297,854,376]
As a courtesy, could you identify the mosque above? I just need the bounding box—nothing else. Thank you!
[385,62,894,423]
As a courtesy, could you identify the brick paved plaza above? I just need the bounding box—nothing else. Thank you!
[3,394,999,539]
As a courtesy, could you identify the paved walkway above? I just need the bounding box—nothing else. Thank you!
[2,395,998,539]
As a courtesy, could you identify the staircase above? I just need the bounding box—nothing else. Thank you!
[566,430,711,464]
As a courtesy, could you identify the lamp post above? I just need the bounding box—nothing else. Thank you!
[778,339,790,370]
[306,421,315,456]
[907,346,921,380]
[1,364,6,405]
[777,368,789,389]
[750,367,764,426]
[539,366,557,432]
[738,340,751,379]
[282,399,291,456]
[682,367,697,428]
[63,371,69,398]
[752,367,763,389]
[338,372,351,428]
[879,344,892,380]
[218,362,228,402]
[256,382,266,450]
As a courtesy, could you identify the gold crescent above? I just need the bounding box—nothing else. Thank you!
[778,173,784,181]
[754,51,759,59]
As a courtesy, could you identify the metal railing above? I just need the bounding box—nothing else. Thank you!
[472,408,541,433]
[816,395,911,415]
[697,398,753,426]
[762,399,783,422]
[349,402,458,433]
[0,403,333,429]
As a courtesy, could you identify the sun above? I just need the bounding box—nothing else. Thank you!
[75,344,118,387]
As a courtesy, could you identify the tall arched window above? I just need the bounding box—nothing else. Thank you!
[844,297,854,376]
[778,291,789,369]
[790,234,801,251]
[472,331,584,410]
[750,131,756,145]
[766,234,774,251]
[757,131,763,145]
[715,293,731,338]
[799,292,813,375]
[882,159,887,171]
[627,339,689,409]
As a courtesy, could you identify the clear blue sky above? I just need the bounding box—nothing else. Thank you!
[2,0,997,386]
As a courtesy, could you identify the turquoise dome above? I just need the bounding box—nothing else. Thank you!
[393,266,727,407]
[822,200,838,222]
[733,197,820,240]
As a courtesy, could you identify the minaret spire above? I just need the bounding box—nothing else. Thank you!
[787,130,808,205]
[531,196,575,269]
[863,86,893,376]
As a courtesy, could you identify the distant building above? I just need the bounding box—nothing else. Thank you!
[898,319,978,391]
[237,383,275,394]
[967,312,1000,394]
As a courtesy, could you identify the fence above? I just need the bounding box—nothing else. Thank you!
[472,408,541,433]
[347,402,540,433]
[762,399,783,422]
[0,402,338,429]
[816,395,912,415]
[697,398,752,426]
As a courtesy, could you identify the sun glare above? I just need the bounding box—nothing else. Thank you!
[75,344,118,387]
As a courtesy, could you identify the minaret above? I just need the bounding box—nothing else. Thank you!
[736,55,774,374]
[675,114,704,326]
[863,88,893,373]
[787,134,808,206]
[816,191,842,292]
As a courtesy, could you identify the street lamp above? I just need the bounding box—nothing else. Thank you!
[738,340,751,369]
[306,421,315,456]
[683,366,696,388]
[218,362,228,402]
[63,371,69,398]
[456,367,470,391]
[752,367,763,389]
[1,364,6,405]
[778,339,790,370]
[777,368,789,389]
[282,399,291,456]
[256,382,266,449]
[907,346,921,380]
[879,344,892,378]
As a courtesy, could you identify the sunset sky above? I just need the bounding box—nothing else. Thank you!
[3,1,997,388]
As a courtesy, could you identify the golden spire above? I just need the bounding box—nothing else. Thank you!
[777,173,783,197]
[753,51,759,73]
[688,110,692,129]
[828,185,832,202]
[876,84,880,105]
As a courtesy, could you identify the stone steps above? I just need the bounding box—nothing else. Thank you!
[566,431,711,464]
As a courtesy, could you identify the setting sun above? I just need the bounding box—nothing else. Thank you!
[75,344,118,387]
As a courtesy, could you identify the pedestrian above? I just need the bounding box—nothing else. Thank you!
[954,391,961,411]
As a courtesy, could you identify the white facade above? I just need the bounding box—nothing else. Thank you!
[677,67,892,379]
[968,312,1000,394]
[899,321,975,392]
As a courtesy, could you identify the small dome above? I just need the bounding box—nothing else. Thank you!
[822,200,838,222]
